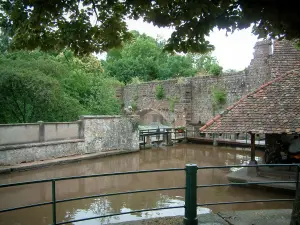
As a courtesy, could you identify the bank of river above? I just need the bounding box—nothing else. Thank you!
[0,144,293,225]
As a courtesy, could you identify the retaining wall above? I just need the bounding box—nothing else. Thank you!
[0,116,139,165]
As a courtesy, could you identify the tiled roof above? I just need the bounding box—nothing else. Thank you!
[199,70,300,134]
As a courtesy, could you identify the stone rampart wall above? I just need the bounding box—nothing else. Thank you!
[122,40,300,126]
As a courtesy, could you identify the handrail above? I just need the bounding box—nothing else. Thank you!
[56,186,186,204]
[0,163,298,225]
[0,168,185,188]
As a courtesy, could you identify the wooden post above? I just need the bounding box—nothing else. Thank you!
[250,133,255,161]
[248,132,258,176]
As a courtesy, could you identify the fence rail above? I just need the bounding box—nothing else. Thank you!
[139,128,265,148]
[0,164,298,225]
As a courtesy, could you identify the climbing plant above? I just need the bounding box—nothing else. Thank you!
[155,84,165,100]
[167,96,179,112]
[211,87,227,114]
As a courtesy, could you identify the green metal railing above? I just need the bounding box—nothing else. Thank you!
[0,164,298,225]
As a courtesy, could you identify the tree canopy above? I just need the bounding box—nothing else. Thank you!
[0,50,121,123]
[1,0,299,55]
[102,32,201,83]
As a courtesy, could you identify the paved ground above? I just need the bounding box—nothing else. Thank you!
[111,209,292,225]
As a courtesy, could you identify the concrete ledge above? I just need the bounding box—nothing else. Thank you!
[0,149,139,174]
[0,139,85,151]
[111,209,292,225]
[80,115,122,119]
[227,167,296,191]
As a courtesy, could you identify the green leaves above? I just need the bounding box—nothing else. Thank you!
[103,32,198,83]
[211,86,227,114]
[193,53,223,76]
[155,84,165,100]
[0,50,121,123]
[2,0,299,55]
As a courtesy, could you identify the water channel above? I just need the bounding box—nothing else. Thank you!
[0,144,293,225]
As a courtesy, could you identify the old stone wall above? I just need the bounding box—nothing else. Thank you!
[122,40,300,126]
[0,116,139,165]
[82,115,139,153]
[270,40,300,78]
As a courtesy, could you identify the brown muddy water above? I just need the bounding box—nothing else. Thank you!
[0,144,293,225]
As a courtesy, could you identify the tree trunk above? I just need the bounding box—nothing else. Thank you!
[291,187,300,225]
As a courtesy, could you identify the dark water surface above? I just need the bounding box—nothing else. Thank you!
[0,144,293,225]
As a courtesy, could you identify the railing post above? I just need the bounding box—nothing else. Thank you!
[297,166,300,190]
[38,121,45,142]
[52,180,57,225]
[184,164,198,225]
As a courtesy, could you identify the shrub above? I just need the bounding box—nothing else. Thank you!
[212,87,227,106]
[167,96,178,112]
[130,76,143,84]
[208,63,223,76]
[155,84,165,100]
[131,102,137,112]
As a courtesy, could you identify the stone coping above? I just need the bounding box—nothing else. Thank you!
[0,139,85,151]
[80,115,122,119]
[111,209,292,225]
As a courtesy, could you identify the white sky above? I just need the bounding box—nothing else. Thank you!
[126,19,260,71]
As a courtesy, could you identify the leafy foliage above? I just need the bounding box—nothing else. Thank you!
[1,1,299,55]
[103,32,197,83]
[155,84,165,100]
[130,77,143,84]
[0,50,121,123]
[167,96,179,113]
[0,30,10,54]
[208,63,223,76]
[193,54,223,76]
[211,87,227,114]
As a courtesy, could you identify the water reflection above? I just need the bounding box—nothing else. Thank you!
[0,144,293,225]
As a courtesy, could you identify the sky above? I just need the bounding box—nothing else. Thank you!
[126,19,260,71]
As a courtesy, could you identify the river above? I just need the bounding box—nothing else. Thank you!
[0,144,293,225]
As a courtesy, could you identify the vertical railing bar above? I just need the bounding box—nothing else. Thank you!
[52,180,57,225]
[184,164,198,225]
[296,165,299,190]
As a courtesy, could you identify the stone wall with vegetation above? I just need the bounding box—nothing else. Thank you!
[122,40,300,126]
[0,116,139,165]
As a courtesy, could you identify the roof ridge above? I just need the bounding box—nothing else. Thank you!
[199,69,299,132]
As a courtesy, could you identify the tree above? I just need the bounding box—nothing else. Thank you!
[103,32,197,83]
[0,50,121,123]
[1,0,299,55]
[0,29,10,54]
[193,53,223,75]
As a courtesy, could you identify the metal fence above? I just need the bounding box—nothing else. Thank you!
[139,128,186,148]
[0,164,298,225]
